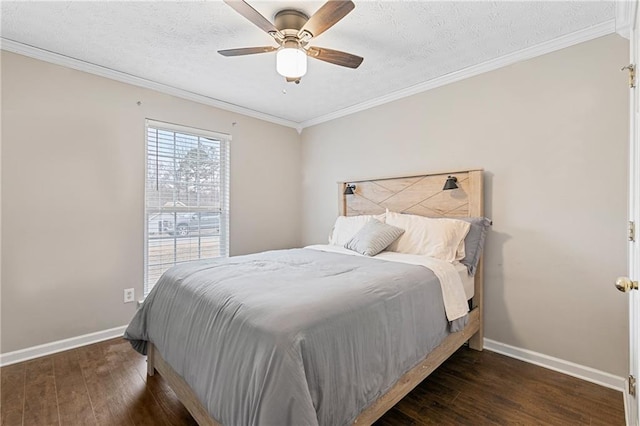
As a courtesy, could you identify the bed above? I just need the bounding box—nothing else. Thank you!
[125,168,486,426]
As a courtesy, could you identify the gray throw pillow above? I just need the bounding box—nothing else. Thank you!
[344,219,405,256]
[455,217,492,275]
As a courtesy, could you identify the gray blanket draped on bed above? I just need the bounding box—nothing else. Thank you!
[124,248,461,426]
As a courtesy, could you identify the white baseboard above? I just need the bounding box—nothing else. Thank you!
[0,328,627,395]
[0,325,128,367]
[484,338,626,392]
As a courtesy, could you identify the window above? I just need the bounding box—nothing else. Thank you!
[145,120,230,295]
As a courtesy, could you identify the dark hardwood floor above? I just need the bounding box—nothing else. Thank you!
[0,338,624,425]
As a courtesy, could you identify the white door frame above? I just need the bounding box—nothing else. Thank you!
[625,1,640,424]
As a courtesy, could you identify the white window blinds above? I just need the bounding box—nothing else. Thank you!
[144,120,230,295]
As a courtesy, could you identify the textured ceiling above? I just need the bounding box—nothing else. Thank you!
[1,1,615,125]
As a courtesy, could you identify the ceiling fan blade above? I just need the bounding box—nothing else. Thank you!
[218,46,277,57]
[224,0,281,36]
[307,46,363,68]
[298,1,355,38]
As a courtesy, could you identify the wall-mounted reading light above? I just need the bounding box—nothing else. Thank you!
[443,176,458,190]
[344,184,356,195]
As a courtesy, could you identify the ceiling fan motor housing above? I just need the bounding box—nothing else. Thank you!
[274,9,309,32]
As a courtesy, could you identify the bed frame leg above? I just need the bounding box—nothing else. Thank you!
[469,330,483,351]
[147,343,156,376]
[468,259,484,351]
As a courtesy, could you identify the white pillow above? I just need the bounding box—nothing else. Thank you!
[329,214,386,246]
[386,211,471,262]
[455,239,466,261]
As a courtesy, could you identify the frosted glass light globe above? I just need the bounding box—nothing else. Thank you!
[276,48,307,78]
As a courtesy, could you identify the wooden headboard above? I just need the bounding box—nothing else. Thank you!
[339,169,483,218]
[337,168,484,351]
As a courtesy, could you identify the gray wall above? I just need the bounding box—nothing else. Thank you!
[300,35,630,376]
[1,51,301,353]
[1,34,632,378]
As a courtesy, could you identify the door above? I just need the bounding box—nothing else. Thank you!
[623,2,640,424]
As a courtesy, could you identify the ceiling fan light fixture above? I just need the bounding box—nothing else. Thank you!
[276,47,307,78]
[220,1,362,79]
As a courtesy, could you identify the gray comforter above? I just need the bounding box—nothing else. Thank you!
[125,248,457,426]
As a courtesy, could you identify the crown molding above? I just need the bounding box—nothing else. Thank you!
[1,19,618,132]
[0,38,300,130]
[615,0,633,39]
[298,19,617,130]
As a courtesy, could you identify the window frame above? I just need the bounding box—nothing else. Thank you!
[143,119,231,296]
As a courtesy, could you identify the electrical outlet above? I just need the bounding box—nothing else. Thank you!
[124,288,135,303]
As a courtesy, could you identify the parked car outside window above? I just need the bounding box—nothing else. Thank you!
[148,212,220,237]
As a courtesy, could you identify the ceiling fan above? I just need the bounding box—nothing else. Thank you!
[218,0,364,84]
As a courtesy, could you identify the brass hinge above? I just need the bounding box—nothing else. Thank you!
[630,375,636,397]
[622,64,636,88]
[630,221,636,242]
